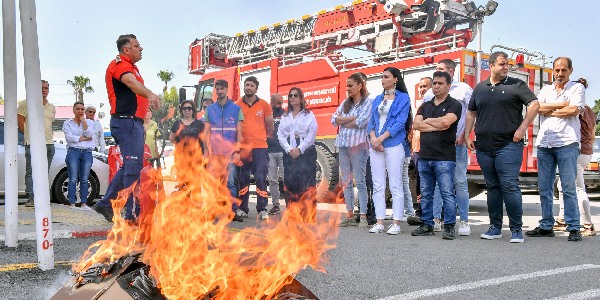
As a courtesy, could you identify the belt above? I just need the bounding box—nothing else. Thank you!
[111,114,143,124]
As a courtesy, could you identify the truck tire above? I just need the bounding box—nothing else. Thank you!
[316,144,338,191]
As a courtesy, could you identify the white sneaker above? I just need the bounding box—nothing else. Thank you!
[236,209,248,218]
[258,210,269,220]
[458,221,471,236]
[80,205,92,211]
[369,223,385,233]
[387,224,401,235]
[433,219,442,232]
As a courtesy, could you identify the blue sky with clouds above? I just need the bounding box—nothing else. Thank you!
[1,0,598,110]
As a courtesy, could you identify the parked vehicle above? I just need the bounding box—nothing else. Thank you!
[0,120,109,205]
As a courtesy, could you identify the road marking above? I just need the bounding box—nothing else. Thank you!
[377,264,600,300]
[546,289,600,300]
[0,260,74,272]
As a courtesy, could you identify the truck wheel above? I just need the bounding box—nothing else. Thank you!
[316,145,338,192]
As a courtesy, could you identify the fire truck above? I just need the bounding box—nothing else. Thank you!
[181,0,594,196]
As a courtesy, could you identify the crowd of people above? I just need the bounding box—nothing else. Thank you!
[89,34,596,243]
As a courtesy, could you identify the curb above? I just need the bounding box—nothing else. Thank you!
[0,228,109,242]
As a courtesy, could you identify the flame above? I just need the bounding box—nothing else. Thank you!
[74,136,342,299]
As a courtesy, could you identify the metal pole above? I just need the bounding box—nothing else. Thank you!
[19,0,54,271]
[476,19,482,83]
[3,0,19,248]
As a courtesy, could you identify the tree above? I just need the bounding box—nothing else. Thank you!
[157,70,174,94]
[0,94,4,105]
[592,98,600,136]
[153,86,180,131]
[67,75,94,103]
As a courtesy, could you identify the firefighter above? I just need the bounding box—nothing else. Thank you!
[235,76,275,220]
[93,34,161,222]
[527,57,585,242]
[464,51,539,243]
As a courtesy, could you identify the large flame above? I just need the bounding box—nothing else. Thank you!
[74,136,341,299]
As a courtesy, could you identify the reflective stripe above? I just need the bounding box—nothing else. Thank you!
[256,188,269,198]
[210,128,237,131]
[239,186,249,196]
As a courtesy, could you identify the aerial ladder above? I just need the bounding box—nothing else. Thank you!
[188,0,498,75]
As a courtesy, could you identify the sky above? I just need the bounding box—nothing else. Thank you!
[1,0,599,114]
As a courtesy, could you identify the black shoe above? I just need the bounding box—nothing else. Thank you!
[411,224,435,236]
[93,204,114,222]
[407,215,423,226]
[568,230,582,242]
[232,214,244,222]
[525,227,555,237]
[24,198,35,207]
[442,225,456,240]
[268,205,280,215]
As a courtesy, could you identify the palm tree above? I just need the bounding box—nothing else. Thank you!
[157,70,174,94]
[67,75,94,103]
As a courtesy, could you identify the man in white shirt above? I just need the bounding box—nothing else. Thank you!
[422,59,473,235]
[526,57,584,242]
[85,106,106,153]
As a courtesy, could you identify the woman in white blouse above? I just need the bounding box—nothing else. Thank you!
[278,87,318,209]
[62,102,95,209]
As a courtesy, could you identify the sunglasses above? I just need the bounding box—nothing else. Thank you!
[379,99,387,112]
[182,106,194,111]
[289,93,300,98]
[86,111,96,113]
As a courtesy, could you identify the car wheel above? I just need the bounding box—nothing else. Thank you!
[52,170,100,205]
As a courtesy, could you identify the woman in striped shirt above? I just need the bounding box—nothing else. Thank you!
[332,73,373,228]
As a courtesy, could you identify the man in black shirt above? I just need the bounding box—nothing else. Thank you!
[464,51,539,243]
[267,93,285,215]
[411,71,462,240]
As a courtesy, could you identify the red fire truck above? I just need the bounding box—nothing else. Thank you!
[181,0,591,195]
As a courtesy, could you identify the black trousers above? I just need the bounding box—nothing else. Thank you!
[283,146,317,203]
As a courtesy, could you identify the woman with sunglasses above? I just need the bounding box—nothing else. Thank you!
[278,88,318,212]
[367,67,411,234]
[169,100,205,152]
[332,73,372,228]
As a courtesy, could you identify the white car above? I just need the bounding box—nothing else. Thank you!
[0,120,109,204]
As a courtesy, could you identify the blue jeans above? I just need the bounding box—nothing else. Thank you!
[25,144,55,199]
[66,148,93,204]
[476,141,523,230]
[96,118,145,220]
[418,160,456,227]
[537,143,581,231]
[433,144,469,221]
[227,162,239,212]
[339,143,369,214]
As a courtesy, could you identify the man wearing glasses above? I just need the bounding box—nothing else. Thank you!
[85,106,106,153]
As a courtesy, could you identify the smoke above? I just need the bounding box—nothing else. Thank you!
[42,271,72,300]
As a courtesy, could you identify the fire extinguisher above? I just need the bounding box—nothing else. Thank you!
[108,145,122,183]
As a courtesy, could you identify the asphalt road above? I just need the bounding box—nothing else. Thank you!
[1,192,599,300]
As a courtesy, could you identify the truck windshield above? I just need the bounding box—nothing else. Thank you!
[195,79,215,109]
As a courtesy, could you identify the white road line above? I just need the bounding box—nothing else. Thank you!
[546,289,600,300]
[377,264,600,300]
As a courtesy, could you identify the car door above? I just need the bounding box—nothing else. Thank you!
[0,121,26,195]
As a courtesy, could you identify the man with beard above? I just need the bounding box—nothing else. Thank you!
[204,79,245,222]
[235,76,275,220]
[267,93,285,215]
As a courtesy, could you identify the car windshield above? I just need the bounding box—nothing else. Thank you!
[594,139,600,153]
